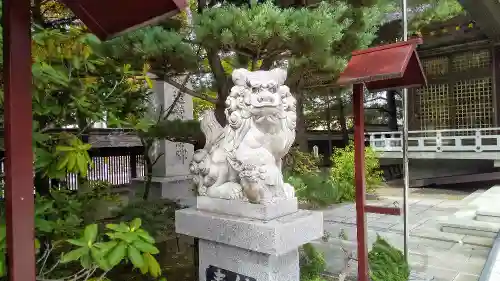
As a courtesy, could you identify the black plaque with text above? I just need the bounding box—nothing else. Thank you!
[206,265,256,281]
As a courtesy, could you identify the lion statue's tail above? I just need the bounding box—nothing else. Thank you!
[199,110,224,150]
[190,110,225,195]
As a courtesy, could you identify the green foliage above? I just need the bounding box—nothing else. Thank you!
[409,0,464,32]
[112,199,181,242]
[283,147,321,175]
[35,133,93,180]
[104,1,391,128]
[0,25,152,187]
[0,188,160,280]
[286,142,383,207]
[330,142,383,200]
[287,172,345,208]
[299,243,327,281]
[61,219,162,278]
[29,27,150,129]
[193,91,217,120]
[369,235,410,281]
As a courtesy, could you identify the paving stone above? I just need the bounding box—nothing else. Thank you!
[422,265,460,281]
[426,257,484,275]
[416,209,452,219]
[417,198,446,205]
[409,270,434,281]
[408,237,456,251]
[411,227,465,243]
[462,235,494,247]
[372,214,403,224]
[321,197,489,281]
[441,226,498,238]
[449,243,491,258]
[368,221,398,231]
[467,256,487,265]
[409,252,429,266]
[390,219,430,232]
[452,273,480,281]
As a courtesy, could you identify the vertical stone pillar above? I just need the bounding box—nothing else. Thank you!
[135,77,196,206]
[176,198,324,281]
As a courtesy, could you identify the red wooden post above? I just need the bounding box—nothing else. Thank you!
[3,0,36,280]
[337,38,426,281]
[353,83,369,281]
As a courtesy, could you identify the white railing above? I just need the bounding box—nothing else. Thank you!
[366,128,500,153]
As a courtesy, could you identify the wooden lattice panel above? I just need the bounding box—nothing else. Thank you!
[451,49,491,72]
[421,56,449,76]
[454,77,493,129]
[417,84,451,130]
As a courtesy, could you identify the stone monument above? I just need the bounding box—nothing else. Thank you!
[176,68,323,281]
[134,77,196,206]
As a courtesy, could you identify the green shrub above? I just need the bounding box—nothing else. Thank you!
[330,142,382,201]
[369,235,410,281]
[284,147,322,175]
[288,172,344,208]
[112,199,181,241]
[300,243,327,281]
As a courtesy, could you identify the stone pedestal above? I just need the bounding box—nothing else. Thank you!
[135,78,196,206]
[176,197,324,281]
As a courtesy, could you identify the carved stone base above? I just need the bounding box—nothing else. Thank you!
[196,196,298,220]
[175,208,323,281]
[200,240,299,281]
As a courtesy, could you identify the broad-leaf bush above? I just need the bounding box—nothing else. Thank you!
[61,219,162,278]
[0,184,168,280]
[112,199,181,242]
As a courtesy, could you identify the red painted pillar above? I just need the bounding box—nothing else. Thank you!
[3,0,36,280]
[353,83,368,281]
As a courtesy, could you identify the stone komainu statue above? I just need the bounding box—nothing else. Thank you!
[190,68,297,204]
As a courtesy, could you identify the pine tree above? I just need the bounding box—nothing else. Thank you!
[103,0,392,150]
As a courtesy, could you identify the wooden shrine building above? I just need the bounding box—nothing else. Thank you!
[367,11,500,186]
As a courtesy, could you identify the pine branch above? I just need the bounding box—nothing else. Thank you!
[163,77,218,104]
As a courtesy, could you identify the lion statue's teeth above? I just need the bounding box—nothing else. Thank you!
[190,68,297,204]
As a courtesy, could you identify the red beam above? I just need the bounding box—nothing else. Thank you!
[353,83,369,281]
[3,0,36,280]
[365,205,402,216]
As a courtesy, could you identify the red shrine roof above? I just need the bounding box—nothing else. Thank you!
[337,37,427,92]
[61,0,187,40]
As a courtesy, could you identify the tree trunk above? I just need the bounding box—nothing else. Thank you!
[143,153,153,200]
[337,94,349,146]
[214,99,227,126]
[207,49,231,126]
[295,91,308,152]
[387,90,398,131]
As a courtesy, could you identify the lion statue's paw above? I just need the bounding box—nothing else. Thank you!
[207,182,245,200]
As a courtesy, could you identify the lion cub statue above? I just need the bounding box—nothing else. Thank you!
[190,68,297,204]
